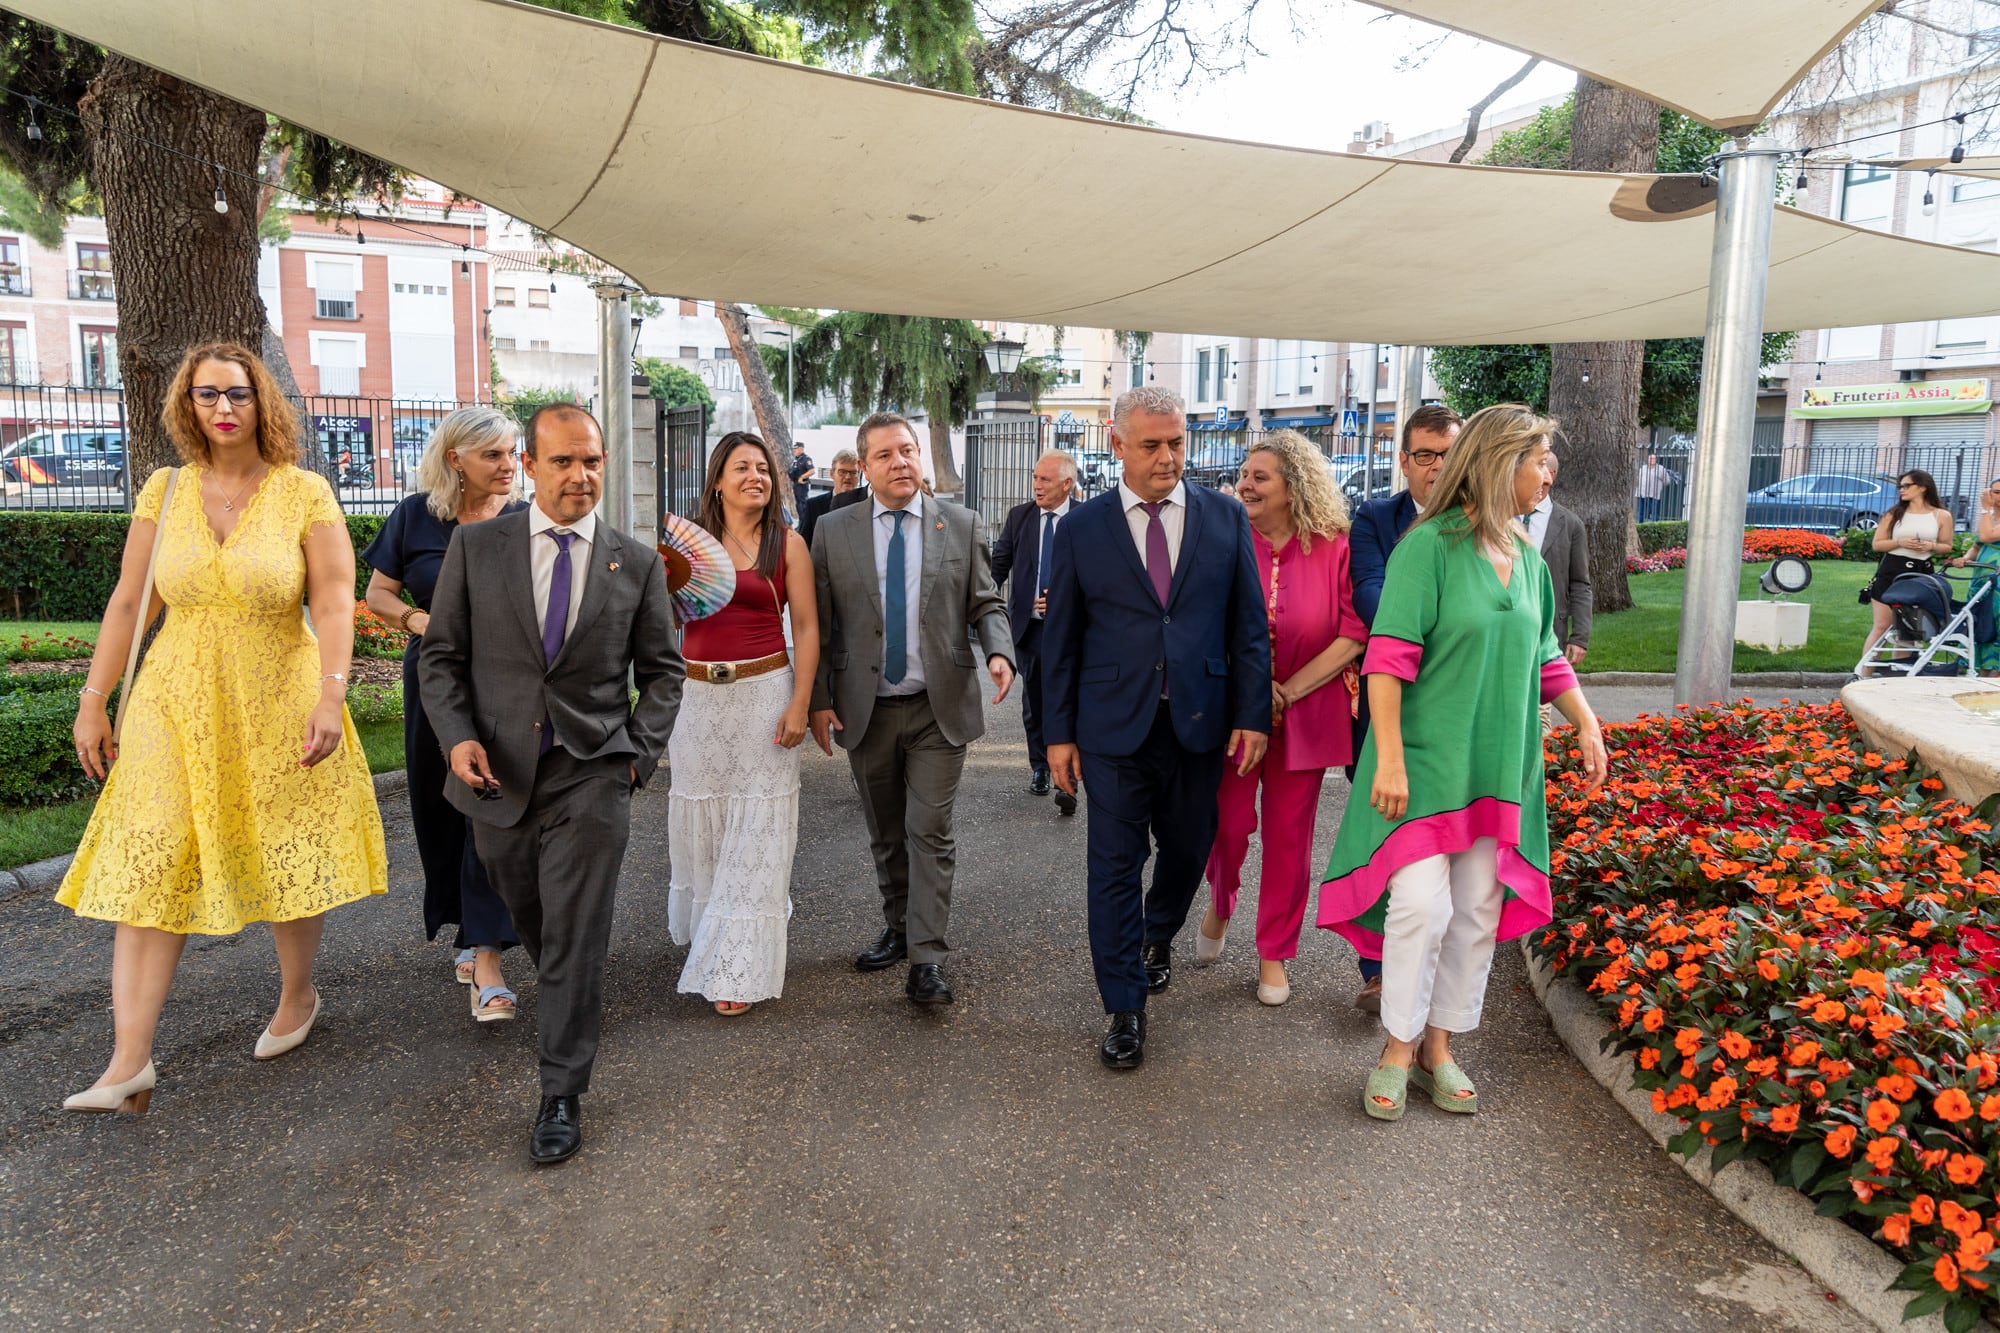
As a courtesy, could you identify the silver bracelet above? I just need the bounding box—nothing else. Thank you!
[79,685,109,700]
[322,672,347,686]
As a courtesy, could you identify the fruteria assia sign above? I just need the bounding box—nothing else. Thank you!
[1795,378,1992,418]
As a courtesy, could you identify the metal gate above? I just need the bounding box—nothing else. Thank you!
[1907,414,1995,521]
[964,418,1041,529]
[657,400,709,524]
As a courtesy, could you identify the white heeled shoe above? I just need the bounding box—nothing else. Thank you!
[1195,922,1227,965]
[1256,968,1291,1006]
[63,1061,156,1114]
[255,988,321,1060]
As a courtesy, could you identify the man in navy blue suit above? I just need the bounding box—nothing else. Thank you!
[1044,387,1271,1069]
[1343,401,1461,1014]
[992,449,1080,815]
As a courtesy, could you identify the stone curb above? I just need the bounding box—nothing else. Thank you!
[1578,671,1854,689]
[1521,942,1978,1333]
[0,769,409,903]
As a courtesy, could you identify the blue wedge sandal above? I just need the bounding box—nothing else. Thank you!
[471,984,517,1023]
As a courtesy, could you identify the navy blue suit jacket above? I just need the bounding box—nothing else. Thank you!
[1043,485,1271,757]
[990,499,1047,642]
[1349,489,1420,628]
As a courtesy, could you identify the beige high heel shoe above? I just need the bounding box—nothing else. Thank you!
[255,988,321,1060]
[63,1061,156,1114]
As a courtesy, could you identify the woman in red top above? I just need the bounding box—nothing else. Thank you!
[668,432,818,1015]
[1196,430,1368,1005]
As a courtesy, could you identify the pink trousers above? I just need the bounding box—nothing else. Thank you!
[1203,728,1328,961]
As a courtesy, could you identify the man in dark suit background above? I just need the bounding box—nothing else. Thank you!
[991,448,1079,815]
[800,447,863,547]
[1344,402,1462,1015]
[421,404,684,1164]
[1520,450,1593,665]
[1044,387,1270,1069]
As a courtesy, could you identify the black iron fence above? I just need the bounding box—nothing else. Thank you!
[657,399,710,523]
[0,384,488,515]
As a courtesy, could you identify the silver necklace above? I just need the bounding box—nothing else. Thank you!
[214,465,265,511]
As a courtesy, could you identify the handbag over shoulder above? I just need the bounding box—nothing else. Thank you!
[114,466,178,746]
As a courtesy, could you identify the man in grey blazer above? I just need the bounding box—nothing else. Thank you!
[808,411,1015,1006]
[420,403,684,1165]
[1522,452,1593,662]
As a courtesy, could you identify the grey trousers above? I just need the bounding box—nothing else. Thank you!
[472,747,632,1097]
[847,693,967,965]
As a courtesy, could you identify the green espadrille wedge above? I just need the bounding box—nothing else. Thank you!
[1410,1059,1479,1114]
[1363,1063,1409,1121]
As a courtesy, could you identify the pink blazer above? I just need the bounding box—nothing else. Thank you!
[1258,527,1367,771]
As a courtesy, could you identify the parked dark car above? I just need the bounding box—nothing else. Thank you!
[1185,440,1246,489]
[1742,473,1898,533]
[1335,460,1397,508]
[0,428,128,488]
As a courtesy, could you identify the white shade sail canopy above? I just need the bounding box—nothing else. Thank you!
[1367,1,1883,130]
[21,0,1998,346]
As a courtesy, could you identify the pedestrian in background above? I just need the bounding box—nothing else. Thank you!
[1319,404,1607,1122]
[809,412,1015,1007]
[1196,431,1366,1006]
[991,448,1080,816]
[788,441,815,518]
[1860,469,1953,673]
[1632,453,1680,523]
[669,432,816,1015]
[801,447,862,547]
[364,407,526,1022]
[1518,450,1592,671]
[60,341,388,1115]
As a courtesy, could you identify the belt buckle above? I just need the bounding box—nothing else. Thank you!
[710,661,738,684]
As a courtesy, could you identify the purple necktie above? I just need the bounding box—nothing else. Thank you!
[1140,501,1172,604]
[540,529,576,753]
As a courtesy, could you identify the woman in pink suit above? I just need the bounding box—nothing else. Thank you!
[1196,430,1367,1005]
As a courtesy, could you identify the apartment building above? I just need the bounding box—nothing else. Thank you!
[0,214,124,387]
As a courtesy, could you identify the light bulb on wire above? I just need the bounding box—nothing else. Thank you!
[211,167,228,214]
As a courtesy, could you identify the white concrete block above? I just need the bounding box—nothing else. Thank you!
[1735,599,1810,653]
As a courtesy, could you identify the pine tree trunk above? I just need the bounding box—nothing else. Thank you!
[1544,77,1659,615]
[80,58,268,491]
[925,395,963,496]
[717,300,792,459]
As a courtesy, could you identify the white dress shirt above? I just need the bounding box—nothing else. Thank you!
[528,502,595,647]
[1118,479,1186,577]
[873,492,926,697]
[1522,495,1552,552]
[1031,497,1072,616]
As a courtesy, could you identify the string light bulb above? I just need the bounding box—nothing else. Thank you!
[24,97,41,142]
[356,227,367,245]
[211,166,228,214]
[1580,363,1591,385]
[1795,168,1809,192]
[1952,112,1968,164]
[1923,168,1937,216]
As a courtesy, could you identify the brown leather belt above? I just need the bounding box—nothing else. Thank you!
[686,650,790,684]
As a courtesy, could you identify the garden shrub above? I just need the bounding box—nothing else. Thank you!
[1535,703,2000,1328]
[0,672,95,805]
[1636,521,1690,555]
[1626,529,1842,574]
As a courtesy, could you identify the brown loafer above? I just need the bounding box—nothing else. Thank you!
[1355,976,1383,1014]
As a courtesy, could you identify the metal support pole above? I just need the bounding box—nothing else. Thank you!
[1361,344,1379,498]
[591,277,639,533]
[785,327,795,439]
[1393,345,1423,492]
[1674,137,1783,705]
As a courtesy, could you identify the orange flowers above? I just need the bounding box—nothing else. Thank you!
[1769,1104,1800,1133]
[1719,1031,1752,1060]
[1865,1099,1901,1132]
[1938,1255,1962,1293]
[1674,1027,1703,1056]
[1946,1153,1985,1186]
[1936,1088,1976,1123]
[1824,1124,1858,1158]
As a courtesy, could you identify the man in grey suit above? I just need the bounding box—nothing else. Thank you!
[808,411,1015,1005]
[421,403,684,1165]
[1521,451,1593,663]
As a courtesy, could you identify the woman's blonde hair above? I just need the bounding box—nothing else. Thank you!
[160,341,302,467]
[1243,429,1348,551]
[1416,403,1556,554]
[416,406,520,521]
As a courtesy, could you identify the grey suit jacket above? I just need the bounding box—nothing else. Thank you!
[1541,502,1594,651]
[419,508,686,829]
[809,494,1013,750]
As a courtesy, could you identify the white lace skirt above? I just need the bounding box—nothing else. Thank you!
[667,669,801,1002]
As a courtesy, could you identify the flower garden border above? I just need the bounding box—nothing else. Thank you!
[1525,942,1993,1333]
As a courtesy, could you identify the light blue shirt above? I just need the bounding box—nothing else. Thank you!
[873,492,926,697]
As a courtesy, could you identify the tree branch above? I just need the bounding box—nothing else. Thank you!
[1448,54,1541,164]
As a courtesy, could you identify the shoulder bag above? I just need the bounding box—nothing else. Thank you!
[114,466,178,746]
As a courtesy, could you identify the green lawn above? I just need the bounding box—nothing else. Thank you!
[0,621,98,657]
[1585,560,1874,674]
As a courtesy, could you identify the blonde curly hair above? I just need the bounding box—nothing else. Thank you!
[1242,429,1349,552]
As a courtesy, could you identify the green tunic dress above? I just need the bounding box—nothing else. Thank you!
[1317,509,1574,957]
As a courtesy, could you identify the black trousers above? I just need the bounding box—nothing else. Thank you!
[403,645,515,951]
[472,748,631,1097]
[1079,703,1225,1013]
[1016,619,1046,771]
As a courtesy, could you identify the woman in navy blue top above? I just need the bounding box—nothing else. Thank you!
[364,407,527,1022]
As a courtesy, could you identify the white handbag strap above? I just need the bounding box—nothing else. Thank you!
[114,466,177,745]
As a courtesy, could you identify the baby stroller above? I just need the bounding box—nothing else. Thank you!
[1855,565,1999,677]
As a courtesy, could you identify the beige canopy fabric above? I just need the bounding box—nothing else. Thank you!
[1367,1,1883,130]
[1879,155,2000,181]
[21,0,1999,346]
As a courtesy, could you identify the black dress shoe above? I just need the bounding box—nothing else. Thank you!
[1141,940,1172,993]
[530,1094,582,1165]
[1029,767,1051,796]
[1100,1010,1146,1069]
[855,928,907,972]
[905,962,954,1005]
[1053,789,1078,817]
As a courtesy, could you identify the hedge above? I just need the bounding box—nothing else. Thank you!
[1636,521,1690,555]
[0,672,97,805]
[0,511,387,620]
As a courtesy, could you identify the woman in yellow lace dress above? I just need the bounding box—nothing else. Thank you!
[57,342,387,1114]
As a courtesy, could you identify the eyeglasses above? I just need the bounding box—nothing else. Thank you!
[1898,481,1918,490]
[1405,449,1448,467]
[190,386,255,407]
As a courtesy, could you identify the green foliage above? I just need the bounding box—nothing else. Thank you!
[1634,521,1689,555]
[496,385,585,429]
[0,793,94,868]
[788,311,991,431]
[0,166,90,248]
[1481,101,1572,169]
[0,671,94,805]
[638,357,715,414]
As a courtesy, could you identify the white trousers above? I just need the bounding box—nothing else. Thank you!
[1378,837,1504,1044]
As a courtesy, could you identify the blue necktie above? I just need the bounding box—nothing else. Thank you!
[1035,510,1056,619]
[540,529,575,752]
[884,510,907,685]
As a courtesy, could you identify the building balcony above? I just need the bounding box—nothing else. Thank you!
[68,270,115,301]
[316,297,359,320]
[0,270,29,297]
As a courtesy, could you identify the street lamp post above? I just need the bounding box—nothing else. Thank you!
[981,334,1026,411]
[762,327,796,439]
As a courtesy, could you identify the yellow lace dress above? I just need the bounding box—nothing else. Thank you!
[56,465,388,933]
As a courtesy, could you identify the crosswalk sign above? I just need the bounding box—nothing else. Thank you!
[1340,409,1361,436]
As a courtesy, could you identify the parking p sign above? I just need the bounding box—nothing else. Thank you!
[1215,404,1228,425]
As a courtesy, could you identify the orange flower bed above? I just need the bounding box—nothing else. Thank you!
[1743,528,1845,561]
[352,604,407,658]
[1535,703,2000,1327]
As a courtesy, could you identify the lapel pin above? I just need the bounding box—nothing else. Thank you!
[934,521,944,531]
[607,561,619,571]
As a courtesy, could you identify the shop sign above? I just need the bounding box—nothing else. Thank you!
[1795,379,1991,419]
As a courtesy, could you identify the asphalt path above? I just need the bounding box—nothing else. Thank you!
[0,691,1866,1331]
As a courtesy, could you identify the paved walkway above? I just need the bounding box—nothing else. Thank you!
[0,692,1866,1330]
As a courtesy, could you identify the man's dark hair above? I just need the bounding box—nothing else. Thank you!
[524,401,600,458]
[1401,403,1463,452]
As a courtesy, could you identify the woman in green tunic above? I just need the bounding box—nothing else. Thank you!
[1318,404,1607,1121]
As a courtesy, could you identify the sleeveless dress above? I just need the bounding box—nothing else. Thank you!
[1317,511,1574,957]
[667,551,800,1003]
[57,465,389,933]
